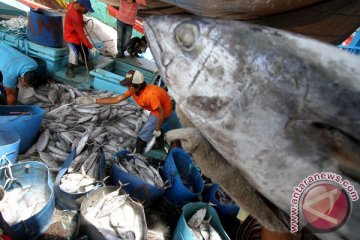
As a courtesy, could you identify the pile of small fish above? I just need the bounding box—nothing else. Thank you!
[112,153,164,188]
[84,188,146,240]
[19,82,148,172]
[0,184,47,226]
[60,143,103,194]
[187,207,221,240]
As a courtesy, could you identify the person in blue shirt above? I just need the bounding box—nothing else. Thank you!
[0,44,39,105]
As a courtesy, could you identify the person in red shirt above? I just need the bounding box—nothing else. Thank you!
[64,0,96,78]
[115,0,147,58]
[75,70,181,153]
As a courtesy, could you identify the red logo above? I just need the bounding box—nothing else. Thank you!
[301,183,350,231]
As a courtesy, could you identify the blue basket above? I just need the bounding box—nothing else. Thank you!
[54,146,106,210]
[0,161,55,240]
[0,129,20,165]
[111,150,164,205]
[27,9,64,48]
[202,183,240,218]
[162,148,204,207]
[0,105,44,154]
[173,202,230,240]
[78,186,147,240]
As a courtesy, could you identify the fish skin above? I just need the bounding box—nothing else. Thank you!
[76,124,94,156]
[36,129,50,152]
[145,16,360,235]
[48,89,59,105]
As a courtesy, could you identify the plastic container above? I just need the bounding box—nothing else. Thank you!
[54,146,106,210]
[0,161,55,240]
[111,150,164,205]
[162,147,204,207]
[0,129,20,165]
[90,59,157,93]
[202,183,240,218]
[0,105,44,154]
[173,202,230,240]
[27,9,64,48]
[78,186,147,240]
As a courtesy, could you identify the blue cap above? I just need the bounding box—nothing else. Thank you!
[77,0,94,13]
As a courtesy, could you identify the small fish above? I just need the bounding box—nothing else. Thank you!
[187,207,207,229]
[144,136,156,153]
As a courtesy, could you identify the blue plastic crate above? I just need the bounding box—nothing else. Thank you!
[91,62,127,93]
[90,58,158,94]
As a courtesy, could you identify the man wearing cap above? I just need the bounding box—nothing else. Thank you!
[75,70,174,153]
[0,44,39,105]
[64,0,97,78]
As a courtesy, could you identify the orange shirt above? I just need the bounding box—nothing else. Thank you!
[125,85,172,118]
[116,0,147,25]
[64,2,93,49]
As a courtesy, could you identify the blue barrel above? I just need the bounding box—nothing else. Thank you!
[54,146,106,210]
[0,161,55,240]
[173,202,230,240]
[162,147,204,207]
[111,150,164,206]
[27,9,63,48]
[0,105,44,154]
[202,183,240,218]
[0,129,20,165]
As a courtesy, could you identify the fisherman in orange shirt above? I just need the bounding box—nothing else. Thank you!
[75,70,180,153]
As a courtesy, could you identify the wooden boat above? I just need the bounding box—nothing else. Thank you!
[32,0,360,44]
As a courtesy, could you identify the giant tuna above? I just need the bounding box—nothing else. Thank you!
[144,15,360,239]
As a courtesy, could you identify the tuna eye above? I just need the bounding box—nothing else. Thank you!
[175,23,199,51]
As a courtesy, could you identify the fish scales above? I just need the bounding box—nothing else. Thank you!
[94,132,108,145]
[57,132,72,149]
[71,137,81,151]
[145,16,360,236]
[48,89,59,104]
[100,106,111,120]
[36,129,50,152]
[63,131,81,140]
[39,151,59,169]
[75,108,102,114]
[108,107,118,120]
[56,138,71,152]
[68,150,90,173]
[115,121,134,131]
[33,91,51,103]
[90,126,105,139]
[76,124,94,156]
[91,114,99,122]
[82,151,98,173]
[104,126,124,136]
[59,92,71,103]
[47,104,72,116]
[77,115,93,124]
[48,145,69,157]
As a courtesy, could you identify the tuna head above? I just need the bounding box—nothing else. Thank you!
[145,15,360,221]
